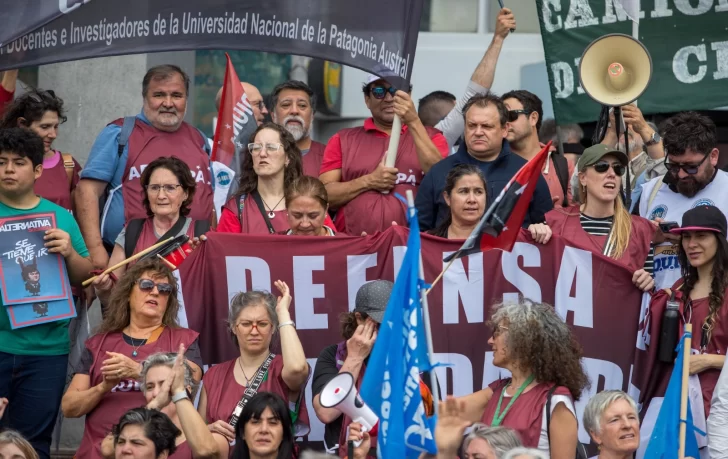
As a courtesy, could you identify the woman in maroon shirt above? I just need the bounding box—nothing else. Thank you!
[284,176,336,236]
[198,281,310,448]
[0,89,81,213]
[61,259,203,458]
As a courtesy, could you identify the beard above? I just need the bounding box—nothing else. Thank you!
[283,115,308,142]
[675,164,715,198]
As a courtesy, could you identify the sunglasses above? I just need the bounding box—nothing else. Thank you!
[665,153,709,175]
[592,161,626,176]
[507,109,532,123]
[369,85,397,100]
[136,279,173,295]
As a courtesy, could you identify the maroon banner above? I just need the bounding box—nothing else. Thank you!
[177,226,644,443]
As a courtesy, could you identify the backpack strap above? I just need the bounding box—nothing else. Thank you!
[124,218,146,259]
[117,116,136,158]
[61,153,75,188]
[545,385,558,441]
[193,219,211,237]
[551,153,569,207]
[646,175,665,214]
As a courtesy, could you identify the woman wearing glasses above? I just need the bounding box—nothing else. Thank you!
[198,284,310,448]
[92,156,208,305]
[217,123,304,234]
[528,144,656,292]
[62,259,203,458]
[1,89,81,213]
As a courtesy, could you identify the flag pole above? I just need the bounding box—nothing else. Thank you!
[678,323,693,458]
[406,190,440,416]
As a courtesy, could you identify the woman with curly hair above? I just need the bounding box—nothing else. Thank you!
[647,205,728,440]
[456,298,590,457]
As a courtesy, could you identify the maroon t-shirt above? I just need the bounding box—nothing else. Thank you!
[170,441,192,458]
[76,327,199,459]
[34,151,81,213]
[202,355,310,437]
[302,140,326,178]
[481,379,572,448]
[218,194,289,234]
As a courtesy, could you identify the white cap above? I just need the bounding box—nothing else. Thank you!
[363,73,385,86]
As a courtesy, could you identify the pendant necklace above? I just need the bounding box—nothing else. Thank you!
[238,357,265,386]
[126,327,155,357]
[262,195,285,218]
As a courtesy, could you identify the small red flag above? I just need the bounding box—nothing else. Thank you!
[445,142,551,261]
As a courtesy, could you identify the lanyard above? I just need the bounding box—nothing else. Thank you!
[491,375,535,427]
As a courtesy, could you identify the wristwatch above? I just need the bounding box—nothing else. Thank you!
[645,131,661,146]
[172,391,189,404]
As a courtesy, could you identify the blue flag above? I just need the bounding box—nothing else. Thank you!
[644,331,704,458]
[360,206,437,458]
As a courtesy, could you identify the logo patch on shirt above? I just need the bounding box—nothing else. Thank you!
[216,170,231,186]
[649,204,668,220]
[692,199,715,208]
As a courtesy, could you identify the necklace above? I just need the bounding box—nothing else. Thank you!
[237,357,266,386]
[261,195,285,218]
[125,327,156,357]
[491,375,535,426]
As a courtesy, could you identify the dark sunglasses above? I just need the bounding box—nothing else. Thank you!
[136,279,173,295]
[507,109,532,123]
[369,85,397,100]
[664,153,709,175]
[592,161,626,176]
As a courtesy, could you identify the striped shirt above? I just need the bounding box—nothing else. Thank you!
[580,213,654,274]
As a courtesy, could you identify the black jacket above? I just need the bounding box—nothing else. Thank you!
[415,140,553,231]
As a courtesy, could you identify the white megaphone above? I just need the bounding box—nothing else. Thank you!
[319,372,379,447]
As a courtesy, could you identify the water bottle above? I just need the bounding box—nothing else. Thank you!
[658,299,680,363]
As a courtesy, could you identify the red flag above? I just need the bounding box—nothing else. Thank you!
[211,53,254,165]
[444,141,551,261]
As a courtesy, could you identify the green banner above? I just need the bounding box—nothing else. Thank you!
[536,0,728,125]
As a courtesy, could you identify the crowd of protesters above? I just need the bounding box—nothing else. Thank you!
[1,6,728,459]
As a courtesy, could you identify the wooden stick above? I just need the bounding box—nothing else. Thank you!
[156,254,177,271]
[679,323,693,459]
[82,237,174,287]
[425,251,461,296]
[381,115,401,195]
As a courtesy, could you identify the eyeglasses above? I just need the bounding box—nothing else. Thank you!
[136,279,173,295]
[369,85,397,100]
[251,100,266,111]
[248,142,283,155]
[492,324,509,338]
[592,161,626,176]
[145,184,182,194]
[507,109,532,122]
[236,320,272,333]
[665,153,709,175]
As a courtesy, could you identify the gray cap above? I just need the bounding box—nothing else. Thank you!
[354,280,393,323]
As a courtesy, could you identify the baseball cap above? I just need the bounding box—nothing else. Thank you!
[577,144,629,171]
[670,205,727,237]
[354,280,393,323]
[363,74,385,86]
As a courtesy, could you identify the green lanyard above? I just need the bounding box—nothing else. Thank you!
[491,375,535,427]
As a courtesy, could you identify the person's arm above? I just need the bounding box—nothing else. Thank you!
[548,402,578,459]
[454,388,493,423]
[75,179,110,270]
[1,70,18,93]
[622,104,664,160]
[275,281,310,392]
[434,9,514,147]
[62,373,118,418]
[101,434,115,458]
[415,170,438,232]
[197,385,236,442]
[394,91,443,173]
[321,169,372,210]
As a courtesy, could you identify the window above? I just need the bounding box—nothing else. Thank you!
[420,0,478,32]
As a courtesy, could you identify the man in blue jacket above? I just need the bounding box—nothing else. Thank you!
[416,93,553,231]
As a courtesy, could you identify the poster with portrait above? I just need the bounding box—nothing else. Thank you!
[0,213,71,305]
[5,296,76,329]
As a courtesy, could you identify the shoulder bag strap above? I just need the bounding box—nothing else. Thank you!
[228,353,275,427]
[61,153,75,188]
[124,219,146,259]
[545,385,557,441]
[646,175,665,213]
[552,153,569,207]
[250,190,277,235]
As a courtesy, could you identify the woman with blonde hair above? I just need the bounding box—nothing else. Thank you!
[529,144,656,292]
[0,430,38,459]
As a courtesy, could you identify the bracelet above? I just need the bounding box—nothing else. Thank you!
[278,321,295,329]
[172,391,189,403]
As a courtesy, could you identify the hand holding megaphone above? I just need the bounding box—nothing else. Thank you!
[347,422,371,458]
[319,372,379,447]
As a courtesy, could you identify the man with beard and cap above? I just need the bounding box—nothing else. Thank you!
[270,80,326,177]
[636,111,728,290]
[319,74,448,236]
[311,280,436,455]
[502,90,574,208]
[76,65,214,270]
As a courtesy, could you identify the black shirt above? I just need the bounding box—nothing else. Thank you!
[312,344,344,451]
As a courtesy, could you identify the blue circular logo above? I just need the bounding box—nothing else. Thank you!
[692,199,715,208]
[216,171,231,186]
[650,204,668,220]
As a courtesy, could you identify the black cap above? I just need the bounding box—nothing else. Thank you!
[671,205,727,237]
[353,280,393,323]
